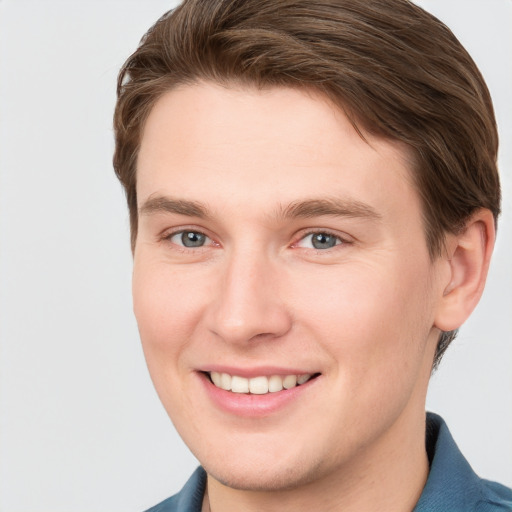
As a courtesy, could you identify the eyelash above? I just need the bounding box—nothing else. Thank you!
[161,228,215,250]
[161,227,350,253]
[292,230,349,252]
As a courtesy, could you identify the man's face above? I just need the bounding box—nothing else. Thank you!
[134,83,445,490]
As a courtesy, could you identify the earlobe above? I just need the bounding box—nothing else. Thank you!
[434,209,495,332]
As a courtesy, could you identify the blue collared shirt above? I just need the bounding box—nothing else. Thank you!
[145,413,512,511]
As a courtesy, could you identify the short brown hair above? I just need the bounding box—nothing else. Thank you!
[113,0,500,367]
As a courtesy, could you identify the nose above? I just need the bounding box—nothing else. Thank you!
[205,249,292,345]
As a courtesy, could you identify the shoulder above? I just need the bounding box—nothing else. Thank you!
[477,479,512,511]
[414,413,512,512]
[144,467,207,512]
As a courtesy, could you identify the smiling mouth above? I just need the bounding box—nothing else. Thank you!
[206,371,320,395]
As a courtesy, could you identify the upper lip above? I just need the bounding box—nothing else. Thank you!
[199,365,319,378]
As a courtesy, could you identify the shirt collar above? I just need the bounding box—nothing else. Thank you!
[413,412,484,511]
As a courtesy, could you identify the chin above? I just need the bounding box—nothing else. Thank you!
[205,467,316,492]
[200,450,326,492]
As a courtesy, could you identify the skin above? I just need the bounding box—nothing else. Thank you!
[133,82,494,512]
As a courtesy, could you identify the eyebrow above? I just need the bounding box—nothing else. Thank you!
[277,198,382,221]
[139,195,381,222]
[139,196,209,218]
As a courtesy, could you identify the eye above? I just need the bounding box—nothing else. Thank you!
[297,232,343,250]
[168,230,211,248]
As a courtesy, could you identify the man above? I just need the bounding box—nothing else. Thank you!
[113,1,512,510]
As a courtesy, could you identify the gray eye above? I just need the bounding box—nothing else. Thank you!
[181,231,207,247]
[311,233,338,249]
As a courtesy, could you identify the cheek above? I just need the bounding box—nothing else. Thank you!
[291,257,435,374]
[131,262,207,424]
[132,261,208,372]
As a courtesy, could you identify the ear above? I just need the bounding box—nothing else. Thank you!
[434,209,496,332]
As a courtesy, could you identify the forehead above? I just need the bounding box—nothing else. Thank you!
[137,82,418,221]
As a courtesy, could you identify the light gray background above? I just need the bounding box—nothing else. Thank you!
[0,1,510,511]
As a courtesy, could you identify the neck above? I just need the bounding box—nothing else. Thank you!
[204,409,429,512]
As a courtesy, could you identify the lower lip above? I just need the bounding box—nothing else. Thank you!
[198,373,319,417]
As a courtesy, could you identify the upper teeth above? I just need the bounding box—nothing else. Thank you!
[209,372,313,394]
